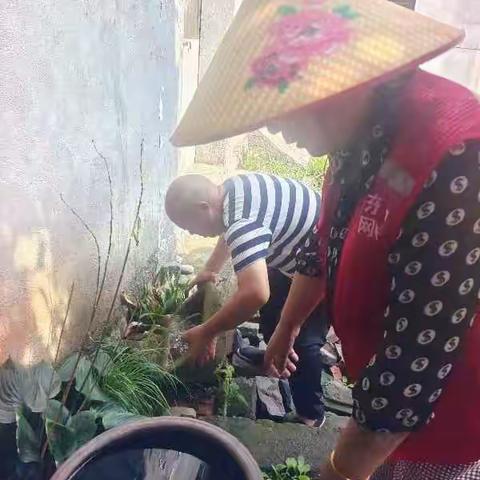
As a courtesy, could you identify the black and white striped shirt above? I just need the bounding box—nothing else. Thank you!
[222,173,321,276]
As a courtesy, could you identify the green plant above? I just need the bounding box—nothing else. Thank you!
[240,147,329,190]
[131,269,189,326]
[97,341,179,416]
[214,359,247,417]
[0,360,99,469]
[262,456,312,480]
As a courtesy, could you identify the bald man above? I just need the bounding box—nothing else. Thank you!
[165,173,329,426]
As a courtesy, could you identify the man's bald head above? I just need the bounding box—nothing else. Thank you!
[165,174,224,237]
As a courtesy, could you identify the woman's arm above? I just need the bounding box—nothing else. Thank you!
[264,272,325,377]
[321,141,480,479]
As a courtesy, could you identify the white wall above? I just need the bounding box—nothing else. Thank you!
[417,0,480,92]
[0,1,185,365]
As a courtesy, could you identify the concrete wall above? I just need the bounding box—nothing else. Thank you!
[0,0,185,365]
[417,0,480,92]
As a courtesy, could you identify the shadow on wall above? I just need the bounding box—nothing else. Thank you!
[0,0,181,366]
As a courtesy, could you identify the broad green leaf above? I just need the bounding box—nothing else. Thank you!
[91,351,113,376]
[0,360,22,423]
[67,411,97,447]
[98,403,145,430]
[44,399,69,425]
[285,457,297,469]
[299,476,311,480]
[57,353,82,382]
[0,360,60,424]
[45,419,77,465]
[16,407,42,463]
[74,357,110,403]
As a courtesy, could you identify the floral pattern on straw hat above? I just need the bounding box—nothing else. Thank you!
[245,2,359,93]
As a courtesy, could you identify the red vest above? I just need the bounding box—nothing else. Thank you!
[319,71,480,463]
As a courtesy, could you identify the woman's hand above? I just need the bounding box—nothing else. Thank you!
[264,321,300,378]
[182,325,217,366]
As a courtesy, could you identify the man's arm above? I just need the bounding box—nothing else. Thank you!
[183,259,270,365]
[190,236,231,286]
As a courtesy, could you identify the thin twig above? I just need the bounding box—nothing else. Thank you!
[40,282,75,460]
[92,140,114,309]
[59,195,102,406]
[60,194,101,302]
[75,140,145,411]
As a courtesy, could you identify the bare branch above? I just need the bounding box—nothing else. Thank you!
[76,139,145,410]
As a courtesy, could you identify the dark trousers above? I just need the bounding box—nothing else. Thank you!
[259,269,329,421]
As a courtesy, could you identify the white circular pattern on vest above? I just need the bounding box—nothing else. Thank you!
[388,253,401,264]
[426,412,435,425]
[430,270,450,287]
[399,290,415,304]
[466,247,480,265]
[445,208,466,226]
[470,315,477,328]
[355,409,366,424]
[391,277,396,291]
[428,388,443,403]
[459,278,475,295]
[437,363,453,380]
[371,397,389,411]
[385,345,402,359]
[368,354,377,367]
[450,176,469,194]
[362,149,371,166]
[417,329,436,345]
[396,317,409,333]
[424,300,443,317]
[451,308,467,324]
[372,125,384,138]
[376,428,391,434]
[402,415,419,428]
[362,377,370,391]
[395,408,414,420]
[412,232,430,248]
[384,305,390,318]
[449,143,467,156]
[444,336,460,353]
[438,240,458,257]
[411,357,430,372]
[417,201,436,220]
[405,261,422,276]
[403,384,423,398]
[424,170,437,189]
[474,218,480,234]
[379,371,396,386]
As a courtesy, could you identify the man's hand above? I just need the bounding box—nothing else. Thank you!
[182,325,217,366]
[264,322,300,378]
[189,269,218,288]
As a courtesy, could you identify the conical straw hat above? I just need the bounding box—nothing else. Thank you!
[172,0,463,147]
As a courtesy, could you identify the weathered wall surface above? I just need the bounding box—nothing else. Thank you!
[0,0,185,364]
[417,0,480,92]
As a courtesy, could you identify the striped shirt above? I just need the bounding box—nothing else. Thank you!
[222,173,321,276]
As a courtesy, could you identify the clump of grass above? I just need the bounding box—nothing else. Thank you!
[240,147,328,190]
[98,342,180,416]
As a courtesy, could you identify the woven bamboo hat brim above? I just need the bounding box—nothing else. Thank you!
[172,0,463,147]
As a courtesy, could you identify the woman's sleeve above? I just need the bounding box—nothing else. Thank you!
[296,225,322,277]
[352,141,480,432]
